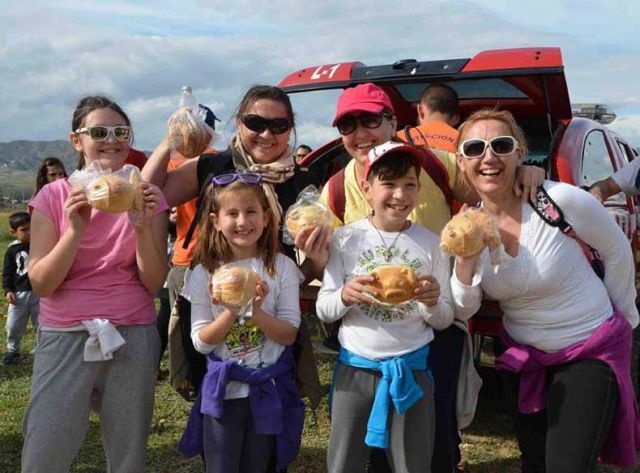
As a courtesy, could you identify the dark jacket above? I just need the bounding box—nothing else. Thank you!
[2,241,31,294]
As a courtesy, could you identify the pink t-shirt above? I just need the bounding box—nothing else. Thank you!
[29,179,169,328]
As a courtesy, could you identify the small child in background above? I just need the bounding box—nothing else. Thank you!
[178,173,304,473]
[2,212,39,364]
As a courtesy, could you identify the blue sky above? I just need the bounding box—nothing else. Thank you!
[1,0,639,150]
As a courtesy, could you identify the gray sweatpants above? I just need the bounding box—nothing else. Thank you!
[6,290,39,353]
[21,325,160,473]
[328,364,435,473]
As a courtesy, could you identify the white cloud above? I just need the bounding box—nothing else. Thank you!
[0,0,639,152]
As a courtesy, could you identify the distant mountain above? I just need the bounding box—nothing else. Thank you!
[0,140,78,173]
[0,140,148,201]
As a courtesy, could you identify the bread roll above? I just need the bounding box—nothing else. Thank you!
[210,267,261,307]
[440,209,501,257]
[168,107,212,159]
[86,174,137,213]
[364,264,417,305]
[285,203,332,238]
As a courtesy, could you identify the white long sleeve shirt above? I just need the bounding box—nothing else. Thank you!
[316,218,455,360]
[612,156,640,196]
[182,255,302,399]
[452,181,638,352]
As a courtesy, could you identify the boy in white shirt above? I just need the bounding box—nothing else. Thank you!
[316,141,455,473]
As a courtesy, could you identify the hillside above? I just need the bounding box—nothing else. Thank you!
[0,140,77,201]
[0,140,149,202]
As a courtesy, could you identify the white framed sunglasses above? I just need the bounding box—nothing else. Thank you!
[75,125,132,142]
[458,135,519,159]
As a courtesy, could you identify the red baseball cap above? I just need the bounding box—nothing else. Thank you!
[332,83,395,126]
[363,141,424,180]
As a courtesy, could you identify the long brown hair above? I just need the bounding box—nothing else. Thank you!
[192,180,280,276]
[34,157,68,195]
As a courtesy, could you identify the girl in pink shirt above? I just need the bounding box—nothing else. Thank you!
[22,96,168,473]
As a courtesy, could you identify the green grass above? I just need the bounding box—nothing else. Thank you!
[0,211,638,472]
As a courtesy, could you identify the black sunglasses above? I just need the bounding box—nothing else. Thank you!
[241,114,291,135]
[336,112,392,136]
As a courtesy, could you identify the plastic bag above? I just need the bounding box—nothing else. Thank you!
[68,162,144,224]
[167,86,215,159]
[208,260,262,324]
[283,185,334,245]
[440,208,501,257]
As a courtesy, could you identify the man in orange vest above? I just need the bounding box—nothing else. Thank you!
[398,83,459,153]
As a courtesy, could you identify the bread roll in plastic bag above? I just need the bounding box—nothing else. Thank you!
[68,162,144,223]
[167,86,214,159]
[440,208,501,257]
[283,185,333,244]
[208,262,262,322]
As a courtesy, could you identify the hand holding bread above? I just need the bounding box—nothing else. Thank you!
[362,264,417,305]
[285,202,333,240]
[86,170,144,213]
[440,208,501,257]
[209,267,262,309]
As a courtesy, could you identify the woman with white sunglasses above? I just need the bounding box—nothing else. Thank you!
[451,109,640,472]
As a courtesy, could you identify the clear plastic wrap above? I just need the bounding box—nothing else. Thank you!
[283,185,334,244]
[68,162,144,223]
[208,261,262,323]
[167,86,214,159]
[440,208,501,257]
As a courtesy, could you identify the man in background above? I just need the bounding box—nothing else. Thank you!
[398,83,460,153]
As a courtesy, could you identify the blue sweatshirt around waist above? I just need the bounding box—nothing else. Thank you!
[339,345,431,448]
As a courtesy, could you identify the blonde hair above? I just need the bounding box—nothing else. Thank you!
[191,181,280,276]
[456,109,528,158]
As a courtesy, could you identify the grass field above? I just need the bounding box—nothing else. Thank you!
[0,211,637,472]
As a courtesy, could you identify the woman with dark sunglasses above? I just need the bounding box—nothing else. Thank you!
[143,85,322,471]
[452,109,640,472]
[143,84,320,264]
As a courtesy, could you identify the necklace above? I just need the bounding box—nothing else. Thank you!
[369,216,410,262]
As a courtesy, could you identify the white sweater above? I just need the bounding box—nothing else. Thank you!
[316,218,455,360]
[182,254,302,399]
[452,181,638,352]
[612,156,640,196]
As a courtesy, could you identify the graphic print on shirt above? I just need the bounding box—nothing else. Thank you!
[15,250,28,276]
[225,318,265,359]
[356,243,423,322]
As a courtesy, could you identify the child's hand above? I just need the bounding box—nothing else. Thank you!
[341,275,377,306]
[136,182,161,228]
[64,187,91,234]
[252,280,269,312]
[415,275,440,306]
[210,294,242,318]
[6,292,16,305]
[295,226,331,264]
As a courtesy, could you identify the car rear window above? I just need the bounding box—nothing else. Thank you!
[396,78,528,102]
